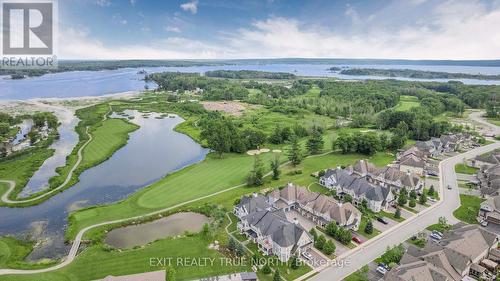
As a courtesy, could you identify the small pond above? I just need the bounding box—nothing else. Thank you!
[104,212,210,249]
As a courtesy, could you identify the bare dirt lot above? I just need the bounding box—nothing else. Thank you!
[201,101,258,116]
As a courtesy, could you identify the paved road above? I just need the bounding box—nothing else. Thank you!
[469,111,500,136]
[303,141,500,281]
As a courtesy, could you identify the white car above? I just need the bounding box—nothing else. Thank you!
[302,251,313,260]
[481,220,489,227]
[376,266,388,275]
[428,197,437,203]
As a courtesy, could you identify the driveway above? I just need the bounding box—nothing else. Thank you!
[306,140,500,281]
[387,205,413,219]
[365,262,384,281]
[305,248,329,269]
[372,217,397,232]
[456,173,477,181]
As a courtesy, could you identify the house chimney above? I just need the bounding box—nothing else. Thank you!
[252,192,258,198]
[293,218,299,225]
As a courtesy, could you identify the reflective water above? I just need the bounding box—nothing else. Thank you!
[1,63,500,100]
[0,111,209,260]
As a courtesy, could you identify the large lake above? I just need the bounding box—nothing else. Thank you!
[1,63,500,100]
[0,111,209,260]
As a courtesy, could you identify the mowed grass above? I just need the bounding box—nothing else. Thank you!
[0,148,54,202]
[0,236,250,281]
[393,95,420,112]
[453,194,484,224]
[137,153,275,208]
[67,152,275,239]
[454,163,479,175]
[79,118,139,171]
[0,237,33,269]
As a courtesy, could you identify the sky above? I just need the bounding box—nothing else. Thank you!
[55,0,500,60]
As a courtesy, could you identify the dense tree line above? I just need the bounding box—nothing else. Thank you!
[333,131,393,155]
[205,70,296,79]
[377,109,456,141]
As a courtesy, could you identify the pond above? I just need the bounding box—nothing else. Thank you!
[19,113,79,197]
[0,111,209,260]
[104,212,210,249]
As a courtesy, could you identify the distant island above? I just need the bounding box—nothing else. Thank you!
[338,68,500,80]
[0,60,231,79]
[205,70,296,79]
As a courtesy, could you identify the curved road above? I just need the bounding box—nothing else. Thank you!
[469,111,500,136]
[302,112,500,281]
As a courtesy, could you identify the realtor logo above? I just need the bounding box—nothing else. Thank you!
[1,0,57,69]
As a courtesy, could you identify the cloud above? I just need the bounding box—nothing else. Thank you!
[130,0,137,5]
[95,0,111,7]
[59,27,225,59]
[165,26,181,33]
[180,0,198,14]
[60,0,500,60]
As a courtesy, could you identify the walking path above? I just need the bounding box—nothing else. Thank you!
[0,108,110,205]
[0,150,331,275]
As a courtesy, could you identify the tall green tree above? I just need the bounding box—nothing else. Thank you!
[306,127,324,154]
[247,154,265,186]
[270,154,281,180]
[287,134,302,166]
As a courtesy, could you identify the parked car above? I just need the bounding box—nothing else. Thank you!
[428,197,437,203]
[377,216,389,225]
[352,236,363,244]
[430,233,442,240]
[379,263,390,270]
[376,266,388,275]
[427,171,438,177]
[481,220,489,227]
[432,230,443,237]
[302,251,313,260]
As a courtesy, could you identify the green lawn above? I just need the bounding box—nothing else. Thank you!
[0,235,250,281]
[344,265,369,281]
[68,150,395,240]
[308,183,330,194]
[393,95,420,112]
[79,118,139,171]
[0,237,34,269]
[454,164,479,175]
[453,194,484,224]
[379,210,405,223]
[357,217,381,239]
[0,148,54,202]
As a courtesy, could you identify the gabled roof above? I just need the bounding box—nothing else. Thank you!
[236,194,271,214]
[475,153,500,165]
[387,225,498,281]
[374,166,420,189]
[243,209,310,247]
[322,168,391,202]
[400,154,426,168]
[271,183,361,225]
[350,159,378,176]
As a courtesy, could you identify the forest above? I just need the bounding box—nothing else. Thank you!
[339,68,500,81]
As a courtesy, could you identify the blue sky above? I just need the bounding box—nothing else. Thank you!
[57,0,500,59]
